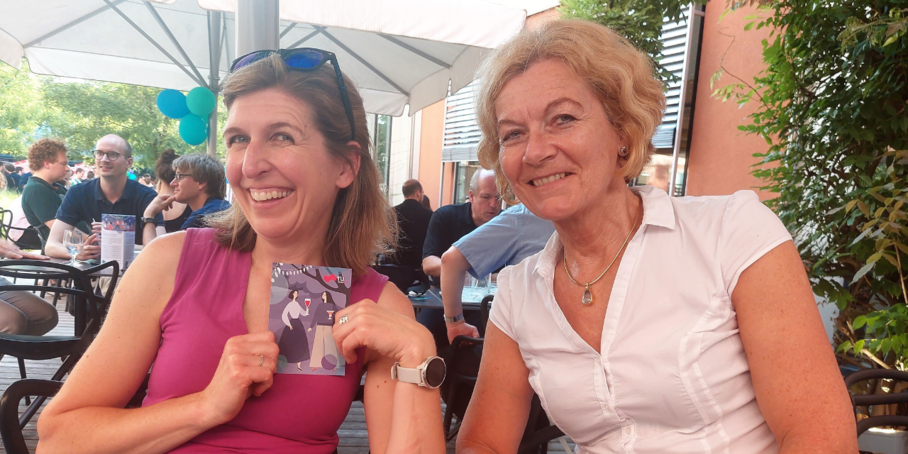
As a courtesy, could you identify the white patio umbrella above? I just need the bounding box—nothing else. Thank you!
[0,0,525,149]
[0,0,525,115]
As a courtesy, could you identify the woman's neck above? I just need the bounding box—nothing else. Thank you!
[556,184,642,279]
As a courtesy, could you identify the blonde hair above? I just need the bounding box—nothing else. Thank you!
[475,20,666,201]
[208,53,396,277]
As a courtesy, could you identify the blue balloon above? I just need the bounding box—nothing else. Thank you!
[186,87,217,117]
[179,114,208,146]
[156,89,189,119]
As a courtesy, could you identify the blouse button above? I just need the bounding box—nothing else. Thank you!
[622,426,632,436]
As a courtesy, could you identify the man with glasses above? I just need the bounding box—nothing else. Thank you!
[45,134,162,260]
[21,138,70,242]
[142,153,230,237]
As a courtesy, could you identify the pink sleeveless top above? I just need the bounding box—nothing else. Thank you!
[142,228,388,453]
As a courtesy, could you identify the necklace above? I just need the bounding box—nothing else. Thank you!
[563,209,640,306]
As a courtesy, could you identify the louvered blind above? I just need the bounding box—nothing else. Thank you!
[441,6,694,162]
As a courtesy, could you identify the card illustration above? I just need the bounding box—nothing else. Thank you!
[269,263,351,376]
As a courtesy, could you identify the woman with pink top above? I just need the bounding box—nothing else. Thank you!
[37,49,445,453]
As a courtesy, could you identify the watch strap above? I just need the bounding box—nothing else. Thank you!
[443,313,464,323]
[141,216,156,224]
[391,362,424,386]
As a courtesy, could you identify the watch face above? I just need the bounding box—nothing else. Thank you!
[424,357,446,388]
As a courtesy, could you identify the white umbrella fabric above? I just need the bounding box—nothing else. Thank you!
[0,0,526,116]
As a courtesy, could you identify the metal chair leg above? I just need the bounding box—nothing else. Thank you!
[16,358,29,406]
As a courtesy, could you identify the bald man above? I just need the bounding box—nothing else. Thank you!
[45,134,162,260]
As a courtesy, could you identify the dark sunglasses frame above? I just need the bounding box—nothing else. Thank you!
[230,48,356,141]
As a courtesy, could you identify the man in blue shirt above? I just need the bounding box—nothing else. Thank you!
[45,134,162,260]
[143,153,230,236]
[441,203,555,342]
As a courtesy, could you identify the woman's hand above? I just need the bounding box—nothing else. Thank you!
[0,238,47,259]
[196,332,280,426]
[333,299,435,367]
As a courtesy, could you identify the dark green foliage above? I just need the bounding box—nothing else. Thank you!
[716,1,908,369]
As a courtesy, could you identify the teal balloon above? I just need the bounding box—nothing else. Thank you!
[179,114,208,145]
[156,89,189,119]
[186,87,216,117]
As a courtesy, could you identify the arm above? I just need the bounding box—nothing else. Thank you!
[733,241,858,453]
[37,233,280,454]
[334,282,445,453]
[0,238,47,260]
[43,219,55,231]
[422,255,441,278]
[441,246,479,342]
[142,222,157,245]
[45,219,99,260]
[281,302,293,328]
[456,322,535,453]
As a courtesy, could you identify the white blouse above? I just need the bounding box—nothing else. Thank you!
[489,186,792,454]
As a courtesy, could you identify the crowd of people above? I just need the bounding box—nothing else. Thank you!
[0,18,857,454]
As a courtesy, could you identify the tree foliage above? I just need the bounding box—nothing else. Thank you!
[559,0,702,82]
[0,60,223,170]
[714,1,908,370]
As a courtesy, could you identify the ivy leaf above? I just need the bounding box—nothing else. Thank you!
[855,339,866,356]
[854,315,868,329]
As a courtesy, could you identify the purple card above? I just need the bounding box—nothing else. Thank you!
[269,263,352,376]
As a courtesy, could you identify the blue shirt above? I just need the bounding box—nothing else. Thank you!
[182,197,231,230]
[453,203,556,279]
[55,178,162,244]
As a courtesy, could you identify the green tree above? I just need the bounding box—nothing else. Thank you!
[0,62,48,158]
[714,1,908,371]
[41,81,208,170]
[559,0,699,82]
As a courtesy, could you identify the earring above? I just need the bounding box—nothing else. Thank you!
[619,147,628,157]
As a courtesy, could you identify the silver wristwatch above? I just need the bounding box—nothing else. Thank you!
[390,356,446,388]
[443,313,464,323]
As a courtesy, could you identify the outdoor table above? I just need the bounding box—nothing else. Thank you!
[408,285,496,312]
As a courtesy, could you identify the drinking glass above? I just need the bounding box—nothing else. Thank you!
[63,229,85,266]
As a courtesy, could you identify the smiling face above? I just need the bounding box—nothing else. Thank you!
[223,88,358,245]
[495,59,627,223]
[94,136,132,179]
[170,167,205,204]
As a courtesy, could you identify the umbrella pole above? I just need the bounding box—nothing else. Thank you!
[207,11,223,157]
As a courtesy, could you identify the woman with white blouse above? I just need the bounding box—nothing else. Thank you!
[456,20,857,454]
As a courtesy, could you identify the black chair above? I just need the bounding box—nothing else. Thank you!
[0,259,119,427]
[479,294,493,337]
[443,334,484,441]
[845,368,908,436]
[0,376,149,454]
[517,395,563,454]
[0,210,43,253]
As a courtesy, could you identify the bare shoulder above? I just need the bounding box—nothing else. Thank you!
[115,231,187,312]
[375,281,416,320]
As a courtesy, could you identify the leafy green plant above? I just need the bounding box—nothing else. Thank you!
[713,0,908,370]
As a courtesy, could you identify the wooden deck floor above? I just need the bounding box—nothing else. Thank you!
[0,301,572,453]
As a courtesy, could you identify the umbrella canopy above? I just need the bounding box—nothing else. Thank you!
[0,0,526,116]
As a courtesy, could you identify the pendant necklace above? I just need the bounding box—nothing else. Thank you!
[563,209,640,306]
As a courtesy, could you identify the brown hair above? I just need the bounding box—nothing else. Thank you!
[155,149,179,183]
[475,20,666,201]
[27,138,68,172]
[209,53,395,277]
[173,153,226,199]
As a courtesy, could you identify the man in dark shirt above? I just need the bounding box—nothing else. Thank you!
[388,179,433,269]
[143,153,230,236]
[21,139,70,241]
[422,169,501,283]
[45,134,162,260]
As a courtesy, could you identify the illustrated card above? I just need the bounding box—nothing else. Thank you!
[100,214,136,270]
[269,263,352,376]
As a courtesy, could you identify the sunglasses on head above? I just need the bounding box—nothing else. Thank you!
[230,48,356,141]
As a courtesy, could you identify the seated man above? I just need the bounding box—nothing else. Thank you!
[441,203,555,342]
[21,138,70,242]
[71,167,85,186]
[418,169,501,351]
[45,134,162,260]
[421,169,501,285]
[143,153,230,234]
